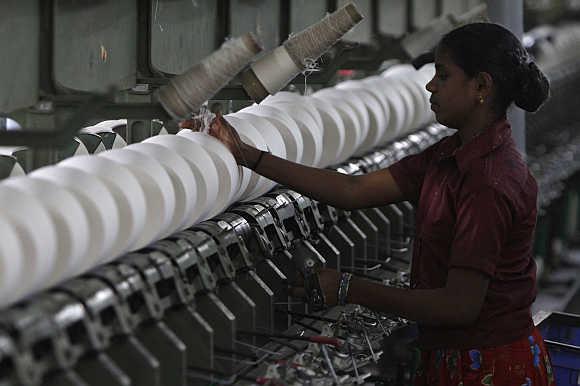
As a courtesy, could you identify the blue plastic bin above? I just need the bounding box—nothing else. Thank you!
[536,311,580,385]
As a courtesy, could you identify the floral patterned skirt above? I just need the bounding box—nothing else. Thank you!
[414,327,555,386]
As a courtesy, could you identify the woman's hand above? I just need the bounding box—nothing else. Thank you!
[180,112,255,167]
[208,112,248,163]
[291,268,342,306]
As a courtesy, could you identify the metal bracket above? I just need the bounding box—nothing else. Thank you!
[146,240,196,306]
[191,221,239,282]
[214,213,255,270]
[269,189,312,240]
[172,230,219,293]
[231,204,278,258]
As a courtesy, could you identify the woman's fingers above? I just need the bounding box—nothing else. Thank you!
[179,118,204,131]
[180,111,249,166]
[209,112,232,139]
[209,113,249,164]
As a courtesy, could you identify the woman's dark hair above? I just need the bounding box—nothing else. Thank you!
[439,22,550,113]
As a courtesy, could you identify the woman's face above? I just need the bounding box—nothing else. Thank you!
[425,48,480,129]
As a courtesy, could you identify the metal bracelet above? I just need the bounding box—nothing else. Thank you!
[337,272,353,306]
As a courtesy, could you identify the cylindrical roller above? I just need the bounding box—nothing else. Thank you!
[262,92,324,134]
[223,114,270,202]
[176,130,240,208]
[59,155,147,258]
[353,89,387,155]
[30,166,120,274]
[314,88,367,154]
[0,218,24,306]
[99,148,176,249]
[127,142,198,233]
[240,104,304,164]
[260,102,322,167]
[311,90,362,163]
[143,135,219,222]
[382,65,429,131]
[230,112,287,197]
[4,177,90,286]
[0,185,57,300]
[308,97,346,168]
[336,80,389,151]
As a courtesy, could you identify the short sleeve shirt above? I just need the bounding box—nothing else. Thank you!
[389,119,538,349]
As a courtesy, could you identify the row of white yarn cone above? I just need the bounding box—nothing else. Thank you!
[0,63,435,307]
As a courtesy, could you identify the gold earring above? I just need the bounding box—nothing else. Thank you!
[479,95,484,104]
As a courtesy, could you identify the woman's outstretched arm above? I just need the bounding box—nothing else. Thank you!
[204,113,404,210]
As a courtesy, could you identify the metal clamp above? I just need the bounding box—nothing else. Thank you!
[32,293,92,370]
[94,254,186,385]
[56,278,121,351]
[103,262,164,325]
[214,213,255,270]
[246,197,292,249]
[147,240,196,305]
[172,230,219,292]
[303,199,325,233]
[192,221,238,282]
[271,189,312,239]
[0,301,70,385]
[123,250,192,312]
[181,229,232,284]
[231,204,278,257]
[0,330,21,385]
[88,266,143,334]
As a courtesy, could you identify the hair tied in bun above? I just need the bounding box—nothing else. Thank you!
[514,60,550,113]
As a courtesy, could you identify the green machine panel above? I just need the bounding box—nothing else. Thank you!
[230,0,280,51]
[53,0,137,92]
[290,0,327,35]
[0,0,39,114]
[150,0,219,75]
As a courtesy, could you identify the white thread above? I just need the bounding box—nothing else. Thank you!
[154,0,164,32]
[158,33,262,119]
[283,2,363,69]
[190,102,215,134]
[301,58,321,95]
[245,2,362,98]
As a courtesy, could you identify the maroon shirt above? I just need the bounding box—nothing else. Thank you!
[389,119,538,349]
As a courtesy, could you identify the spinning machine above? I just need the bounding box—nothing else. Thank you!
[0,1,579,385]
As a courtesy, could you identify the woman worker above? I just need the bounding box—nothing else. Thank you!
[197,23,554,385]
